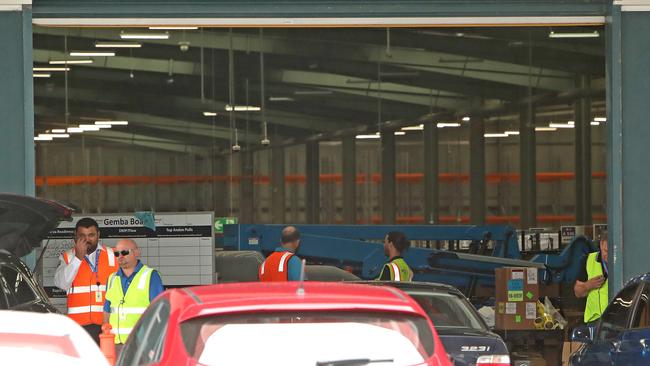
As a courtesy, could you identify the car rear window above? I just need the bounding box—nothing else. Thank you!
[0,333,79,357]
[181,311,434,365]
[408,291,486,330]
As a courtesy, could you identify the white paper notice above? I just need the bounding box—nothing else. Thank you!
[527,268,538,284]
[505,302,517,315]
[526,303,537,319]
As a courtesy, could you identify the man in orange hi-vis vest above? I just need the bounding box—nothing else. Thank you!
[259,226,304,282]
[54,217,118,344]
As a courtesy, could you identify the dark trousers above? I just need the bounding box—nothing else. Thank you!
[82,323,102,345]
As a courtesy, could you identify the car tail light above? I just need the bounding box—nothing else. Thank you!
[476,355,511,366]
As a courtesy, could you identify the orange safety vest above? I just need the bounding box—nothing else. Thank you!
[62,246,118,326]
[259,251,294,282]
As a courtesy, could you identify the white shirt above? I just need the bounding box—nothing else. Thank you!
[53,244,105,291]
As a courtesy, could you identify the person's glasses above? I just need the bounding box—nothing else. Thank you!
[113,250,132,257]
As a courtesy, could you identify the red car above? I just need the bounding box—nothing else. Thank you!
[116,282,452,366]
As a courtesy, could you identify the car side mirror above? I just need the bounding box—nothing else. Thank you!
[571,325,593,344]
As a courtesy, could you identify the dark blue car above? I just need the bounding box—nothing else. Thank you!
[356,281,510,366]
[570,273,650,366]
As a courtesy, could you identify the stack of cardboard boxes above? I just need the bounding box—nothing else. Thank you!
[495,267,540,330]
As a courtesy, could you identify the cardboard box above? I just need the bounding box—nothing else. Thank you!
[562,341,583,366]
[495,267,540,330]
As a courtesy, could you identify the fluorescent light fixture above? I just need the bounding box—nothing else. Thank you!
[225,105,261,112]
[269,97,295,102]
[70,51,115,57]
[356,134,381,139]
[95,42,142,48]
[394,131,406,136]
[40,133,69,138]
[567,120,575,125]
[33,67,70,72]
[293,90,333,95]
[549,123,574,129]
[79,124,101,131]
[402,124,424,131]
[149,26,198,30]
[535,127,557,132]
[437,122,461,128]
[594,117,606,122]
[505,131,520,136]
[49,59,93,64]
[549,30,599,39]
[484,133,508,138]
[120,32,170,40]
[95,121,128,126]
[462,116,471,122]
[203,112,218,117]
[51,129,66,133]
[67,127,83,133]
[33,73,51,78]
[590,121,600,126]
[34,136,53,141]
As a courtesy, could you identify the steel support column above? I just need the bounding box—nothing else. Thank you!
[342,135,357,224]
[608,8,650,295]
[575,74,592,226]
[423,122,439,224]
[305,142,320,224]
[0,8,33,195]
[239,151,254,223]
[520,106,537,229]
[381,129,396,224]
[270,146,286,224]
[470,117,485,224]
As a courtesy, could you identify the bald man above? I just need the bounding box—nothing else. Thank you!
[259,226,305,281]
[103,240,164,346]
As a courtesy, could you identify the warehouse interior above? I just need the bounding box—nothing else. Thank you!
[32,25,606,228]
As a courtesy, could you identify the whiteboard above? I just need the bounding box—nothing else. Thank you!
[37,212,214,313]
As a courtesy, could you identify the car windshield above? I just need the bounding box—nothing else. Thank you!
[407,290,486,330]
[181,311,434,365]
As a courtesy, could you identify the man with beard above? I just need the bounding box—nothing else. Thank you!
[377,231,413,281]
[54,217,118,343]
[259,226,305,281]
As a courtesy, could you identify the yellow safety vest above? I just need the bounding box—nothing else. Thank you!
[105,265,153,344]
[584,252,608,323]
[378,257,413,282]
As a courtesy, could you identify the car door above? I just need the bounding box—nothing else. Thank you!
[571,282,641,366]
[612,281,650,365]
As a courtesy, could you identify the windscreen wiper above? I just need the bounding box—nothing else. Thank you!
[316,358,393,366]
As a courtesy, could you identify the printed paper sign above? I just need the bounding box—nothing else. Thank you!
[508,291,524,302]
[508,279,524,291]
[511,270,524,280]
[527,268,538,284]
[505,302,517,315]
[526,303,537,319]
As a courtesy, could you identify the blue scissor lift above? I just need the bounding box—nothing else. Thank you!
[221,224,596,298]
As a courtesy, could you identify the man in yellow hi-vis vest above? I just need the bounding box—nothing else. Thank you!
[103,239,164,352]
[574,230,608,325]
[377,231,413,281]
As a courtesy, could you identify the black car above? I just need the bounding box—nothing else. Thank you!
[356,281,510,366]
[0,194,73,312]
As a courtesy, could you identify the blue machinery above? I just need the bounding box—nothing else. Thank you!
[222,224,596,296]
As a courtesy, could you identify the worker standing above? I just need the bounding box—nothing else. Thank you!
[574,230,608,326]
[259,226,304,281]
[377,231,413,281]
[54,217,118,344]
[103,239,164,351]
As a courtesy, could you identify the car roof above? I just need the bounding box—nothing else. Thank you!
[352,280,465,296]
[172,281,427,322]
[625,272,650,287]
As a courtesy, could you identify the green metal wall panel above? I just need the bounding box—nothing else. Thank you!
[32,0,608,18]
[0,9,34,196]
[608,9,650,295]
